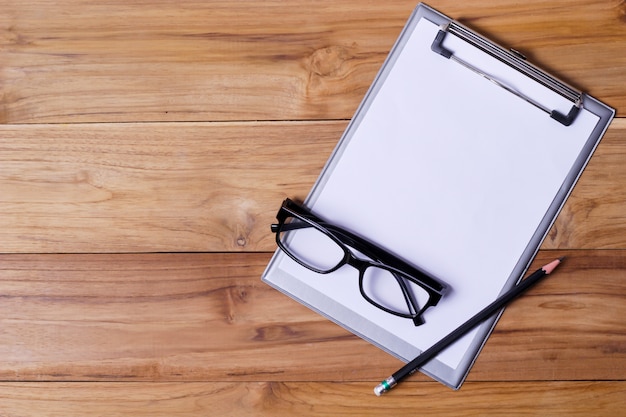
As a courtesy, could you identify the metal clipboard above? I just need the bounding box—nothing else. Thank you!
[262,3,614,389]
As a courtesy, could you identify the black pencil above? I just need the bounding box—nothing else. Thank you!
[374,257,564,396]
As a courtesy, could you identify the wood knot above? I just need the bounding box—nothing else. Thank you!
[618,0,626,23]
[253,325,299,342]
[225,285,250,323]
[308,45,353,77]
[228,201,257,249]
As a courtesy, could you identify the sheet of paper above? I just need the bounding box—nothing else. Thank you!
[277,18,599,369]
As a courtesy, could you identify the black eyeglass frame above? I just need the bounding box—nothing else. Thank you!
[271,198,448,326]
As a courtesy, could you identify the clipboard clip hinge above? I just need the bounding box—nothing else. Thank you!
[431,24,583,127]
[550,101,581,127]
[431,25,453,59]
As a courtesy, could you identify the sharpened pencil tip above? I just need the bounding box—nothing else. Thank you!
[542,258,563,275]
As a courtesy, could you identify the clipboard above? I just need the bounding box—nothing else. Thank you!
[262,3,614,389]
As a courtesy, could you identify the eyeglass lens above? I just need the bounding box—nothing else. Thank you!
[279,217,346,272]
[361,265,430,317]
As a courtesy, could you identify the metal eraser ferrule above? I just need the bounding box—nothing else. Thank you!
[374,376,397,396]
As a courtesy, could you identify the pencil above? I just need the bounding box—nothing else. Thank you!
[374,257,564,396]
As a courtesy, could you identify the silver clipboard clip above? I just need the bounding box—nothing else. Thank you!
[431,23,582,126]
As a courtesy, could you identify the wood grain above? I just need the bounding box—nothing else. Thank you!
[1,1,624,415]
[0,250,623,382]
[0,121,341,253]
[0,381,624,417]
[1,119,624,253]
[545,118,626,249]
[1,0,624,124]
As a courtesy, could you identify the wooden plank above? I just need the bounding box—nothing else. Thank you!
[0,121,341,253]
[0,381,623,416]
[1,120,624,253]
[1,2,623,415]
[1,0,624,124]
[0,250,623,382]
[545,118,626,249]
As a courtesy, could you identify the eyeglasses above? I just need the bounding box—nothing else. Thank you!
[271,199,448,326]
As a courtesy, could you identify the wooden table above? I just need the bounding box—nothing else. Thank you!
[1,1,624,415]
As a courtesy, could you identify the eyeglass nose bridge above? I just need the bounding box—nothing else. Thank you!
[342,251,371,271]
